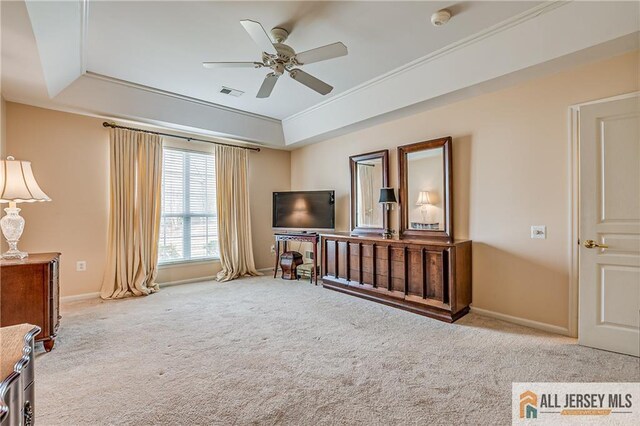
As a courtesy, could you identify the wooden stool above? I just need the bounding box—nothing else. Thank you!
[280,251,303,280]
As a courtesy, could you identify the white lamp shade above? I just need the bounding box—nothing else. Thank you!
[416,191,431,206]
[0,157,51,203]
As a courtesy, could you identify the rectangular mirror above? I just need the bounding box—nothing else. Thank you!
[398,137,453,241]
[407,147,444,230]
[350,150,389,235]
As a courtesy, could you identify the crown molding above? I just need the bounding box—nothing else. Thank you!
[83,72,281,124]
[283,1,567,124]
[2,92,272,150]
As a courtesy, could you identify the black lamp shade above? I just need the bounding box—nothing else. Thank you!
[379,187,397,204]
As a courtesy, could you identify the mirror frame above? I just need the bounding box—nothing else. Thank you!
[398,136,453,241]
[349,149,390,235]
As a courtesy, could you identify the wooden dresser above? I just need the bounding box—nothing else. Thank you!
[320,233,471,322]
[0,324,40,426]
[0,253,61,351]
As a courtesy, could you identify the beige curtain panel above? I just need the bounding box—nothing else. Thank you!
[101,128,163,299]
[214,145,261,282]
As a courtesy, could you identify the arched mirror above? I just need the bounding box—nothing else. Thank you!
[398,137,453,241]
[350,150,389,235]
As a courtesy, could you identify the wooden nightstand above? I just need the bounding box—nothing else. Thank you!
[0,253,61,352]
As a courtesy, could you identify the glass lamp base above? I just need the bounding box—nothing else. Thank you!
[1,205,28,260]
[2,248,28,259]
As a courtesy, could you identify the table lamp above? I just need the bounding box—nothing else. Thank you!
[378,187,397,239]
[0,156,51,259]
[416,191,431,223]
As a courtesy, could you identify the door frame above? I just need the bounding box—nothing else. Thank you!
[568,91,639,338]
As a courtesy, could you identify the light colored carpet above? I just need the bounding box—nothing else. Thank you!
[36,276,639,425]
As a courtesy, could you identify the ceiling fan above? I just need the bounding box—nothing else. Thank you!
[203,20,348,98]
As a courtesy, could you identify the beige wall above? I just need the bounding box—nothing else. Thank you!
[291,51,639,330]
[5,103,290,297]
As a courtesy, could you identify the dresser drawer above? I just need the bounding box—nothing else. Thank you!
[321,235,471,322]
[0,253,61,352]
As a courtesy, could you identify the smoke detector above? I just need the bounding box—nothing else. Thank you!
[431,9,452,26]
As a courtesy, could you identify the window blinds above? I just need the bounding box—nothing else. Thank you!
[159,148,218,263]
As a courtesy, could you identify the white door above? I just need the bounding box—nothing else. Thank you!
[579,95,640,357]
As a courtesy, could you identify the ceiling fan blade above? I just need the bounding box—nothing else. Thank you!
[257,73,279,98]
[240,20,278,55]
[202,62,262,69]
[289,69,333,95]
[295,42,348,65]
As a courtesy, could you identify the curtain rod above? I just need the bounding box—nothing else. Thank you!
[102,122,261,152]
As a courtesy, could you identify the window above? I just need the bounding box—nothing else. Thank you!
[158,148,218,264]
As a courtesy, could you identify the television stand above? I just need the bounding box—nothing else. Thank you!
[273,232,319,285]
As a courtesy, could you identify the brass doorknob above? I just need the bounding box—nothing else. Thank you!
[583,239,609,249]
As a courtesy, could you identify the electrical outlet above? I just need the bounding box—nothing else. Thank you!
[76,261,87,271]
[270,245,275,254]
[531,225,546,239]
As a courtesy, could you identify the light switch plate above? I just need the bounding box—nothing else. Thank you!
[531,225,546,239]
[76,261,87,271]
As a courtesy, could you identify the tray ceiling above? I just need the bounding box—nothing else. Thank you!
[85,1,540,120]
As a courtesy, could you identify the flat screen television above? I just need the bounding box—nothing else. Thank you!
[272,190,335,230]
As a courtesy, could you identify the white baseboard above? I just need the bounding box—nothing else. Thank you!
[60,292,101,303]
[470,306,571,337]
[159,275,217,288]
[257,267,274,273]
[60,276,218,303]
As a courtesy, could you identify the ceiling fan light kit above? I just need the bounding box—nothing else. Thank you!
[431,9,452,26]
[270,27,290,44]
[203,19,348,98]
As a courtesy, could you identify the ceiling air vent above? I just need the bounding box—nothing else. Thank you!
[220,86,244,97]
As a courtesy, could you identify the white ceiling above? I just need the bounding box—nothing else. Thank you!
[85,1,540,120]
